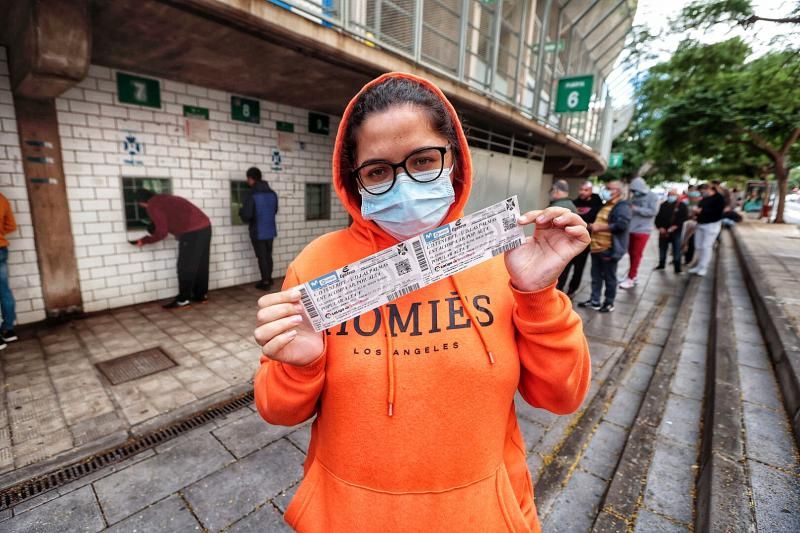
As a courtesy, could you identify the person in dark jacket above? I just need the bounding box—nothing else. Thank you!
[240,167,279,290]
[688,183,725,277]
[655,187,688,273]
[578,180,631,313]
[558,181,603,297]
[134,190,212,308]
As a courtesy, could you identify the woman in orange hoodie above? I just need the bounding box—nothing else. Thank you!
[254,73,591,532]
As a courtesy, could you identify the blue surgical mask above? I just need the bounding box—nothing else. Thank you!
[666,196,677,203]
[600,188,612,202]
[359,166,456,241]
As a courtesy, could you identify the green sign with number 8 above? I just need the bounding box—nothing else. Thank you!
[231,96,260,124]
[555,75,594,113]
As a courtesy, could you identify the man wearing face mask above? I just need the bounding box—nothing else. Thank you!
[579,181,631,313]
[655,188,689,273]
[558,181,603,297]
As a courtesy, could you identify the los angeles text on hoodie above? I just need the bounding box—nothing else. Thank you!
[254,72,591,533]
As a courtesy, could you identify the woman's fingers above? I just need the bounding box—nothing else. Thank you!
[552,212,588,228]
[517,210,543,225]
[257,288,301,310]
[254,313,304,348]
[261,329,298,360]
[256,301,304,325]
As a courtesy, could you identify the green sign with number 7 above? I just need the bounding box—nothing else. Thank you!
[555,74,594,113]
[117,72,161,109]
[231,96,260,124]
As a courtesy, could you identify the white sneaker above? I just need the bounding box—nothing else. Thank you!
[619,278,637,289]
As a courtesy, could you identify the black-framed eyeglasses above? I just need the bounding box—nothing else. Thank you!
[352,145,450,195]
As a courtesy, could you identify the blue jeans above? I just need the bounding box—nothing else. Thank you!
[590,253,619,306]
[0,247,15,331]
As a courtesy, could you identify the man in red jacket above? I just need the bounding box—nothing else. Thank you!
[134,189,212,308]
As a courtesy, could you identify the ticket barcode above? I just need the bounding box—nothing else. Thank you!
[412,239,429,271]
[502,216,517,231]
[387,283,420,301]
[491,239,523,257]
[298,287,320,319]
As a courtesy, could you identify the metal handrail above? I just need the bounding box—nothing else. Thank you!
[262,0,631,154]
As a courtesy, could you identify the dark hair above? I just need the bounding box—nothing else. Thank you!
[698,183,710,191]
[136,189,155,203]
[246,167,262,181]
[341,78,461,202]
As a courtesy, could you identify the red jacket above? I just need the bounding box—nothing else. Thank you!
[140,195,210,244]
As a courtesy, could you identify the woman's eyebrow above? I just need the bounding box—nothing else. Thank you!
[358,145,440,167]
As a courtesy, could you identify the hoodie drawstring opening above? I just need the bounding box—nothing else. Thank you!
[451,276,494,365]
[368,230,396,417]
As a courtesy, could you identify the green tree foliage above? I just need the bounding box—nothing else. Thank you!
[604,32,800,222]
[639,37,800,222]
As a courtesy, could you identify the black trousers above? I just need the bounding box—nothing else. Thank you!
[684,234,695,264]
[177,226,211,301]
[659,231,682,272]
[557,245,590,294]
[251,238,274,283]
[590,253,619,306]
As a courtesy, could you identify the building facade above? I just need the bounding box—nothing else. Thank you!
[0,0,635,324]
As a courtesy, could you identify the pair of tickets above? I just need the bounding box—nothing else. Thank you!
[295,196,527,332]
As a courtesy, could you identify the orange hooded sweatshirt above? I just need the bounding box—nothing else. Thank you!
[254,73,591,532]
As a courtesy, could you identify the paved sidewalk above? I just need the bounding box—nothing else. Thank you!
[734,223,800,333]
[0,282,272,480]
[1,232,694,531]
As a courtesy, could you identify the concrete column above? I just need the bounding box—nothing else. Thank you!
[7,0,90,318]
[14,97,83,317]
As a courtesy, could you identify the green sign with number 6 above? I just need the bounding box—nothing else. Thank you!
[555,75,594,113]
[231,96,260,124]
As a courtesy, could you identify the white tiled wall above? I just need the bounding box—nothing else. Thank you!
[5,44,347,320]
[0,47,47,325]
[56,65,347,313]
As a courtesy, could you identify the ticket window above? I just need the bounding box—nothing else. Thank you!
[230,180,249,226]
[122,177,172,230]
[306,183,331,221]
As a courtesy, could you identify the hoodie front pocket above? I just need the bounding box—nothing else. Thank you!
[284,459,323,529]
[495,464,533,533]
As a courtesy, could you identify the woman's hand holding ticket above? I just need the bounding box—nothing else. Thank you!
[506,206,590,293]
[254,289,324,367]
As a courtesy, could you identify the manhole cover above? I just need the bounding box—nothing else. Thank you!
[95,347,176,385]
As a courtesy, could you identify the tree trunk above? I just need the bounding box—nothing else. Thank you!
[773,155,787,224]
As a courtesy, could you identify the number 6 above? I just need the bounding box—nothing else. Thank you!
[567,90,579,108]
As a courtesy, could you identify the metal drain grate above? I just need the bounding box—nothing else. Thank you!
[0,391,255,511]
[95,347,176,385]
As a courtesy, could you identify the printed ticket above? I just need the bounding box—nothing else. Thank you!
[295,196,526,332]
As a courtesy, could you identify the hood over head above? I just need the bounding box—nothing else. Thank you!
[332,72,473,247]
[630,176,649,194]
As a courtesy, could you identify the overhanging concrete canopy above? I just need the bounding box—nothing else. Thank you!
[1,0,610,176]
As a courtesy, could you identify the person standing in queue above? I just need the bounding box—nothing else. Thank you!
[558,180,603,297]
[240,167,279,291]
[133,190,212,308]
[620,177,658,289]
[0,192,18,348]
[579,181,631,313]
[688,183,725,277]
[654,188,689,273]
[252,73,591,533]
[548,179,577,213]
